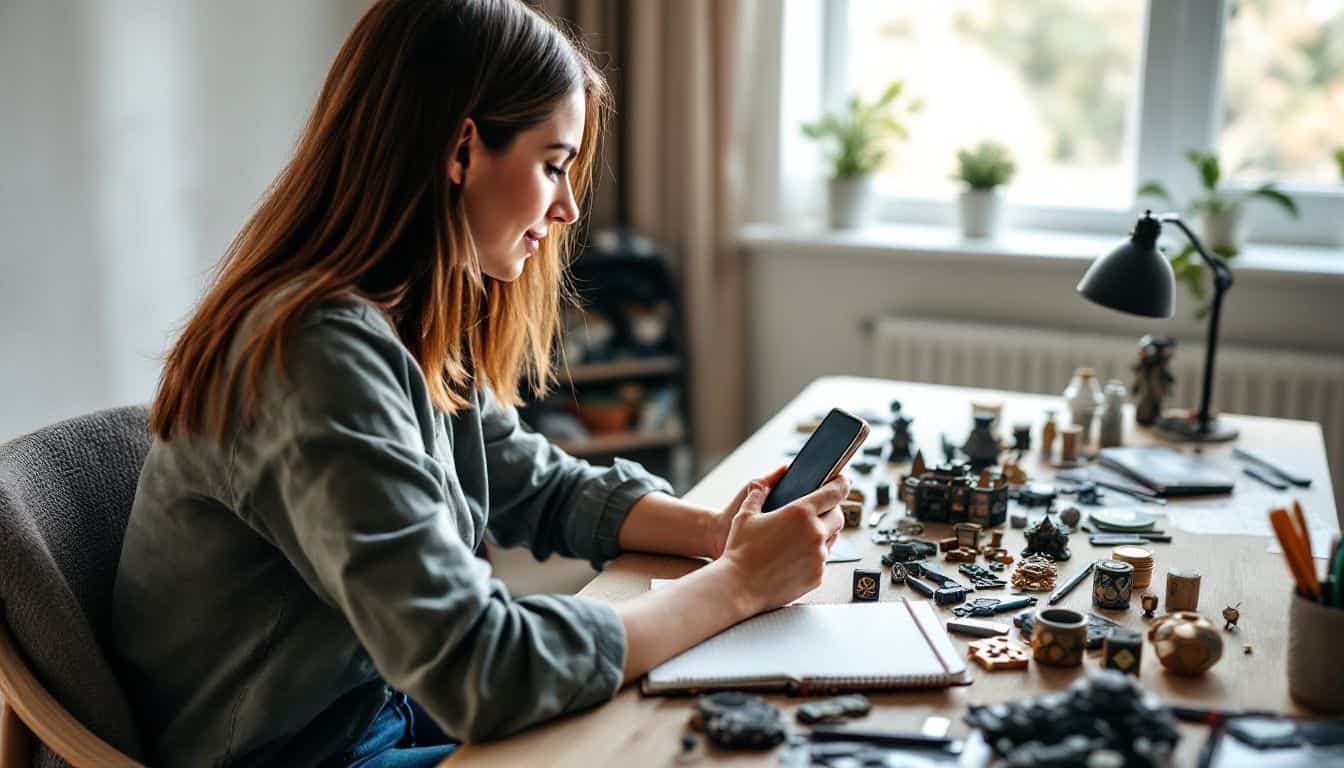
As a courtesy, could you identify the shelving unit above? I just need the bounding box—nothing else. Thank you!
[562,355,680,385]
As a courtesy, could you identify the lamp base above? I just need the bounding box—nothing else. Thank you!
[1153,410,1239,443]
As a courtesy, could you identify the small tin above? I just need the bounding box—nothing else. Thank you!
[1092,559,1134,610]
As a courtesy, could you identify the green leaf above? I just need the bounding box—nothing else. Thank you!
[1136,182,1172,204]
[878,81,903,107]
[1250,184,1299,218]
[1335,147,1344,181]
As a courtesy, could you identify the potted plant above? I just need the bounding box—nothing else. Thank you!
[1335,147,1344,182]
[953,141,1016,239]
[1138,149,1298,314]
[801,81,920,229]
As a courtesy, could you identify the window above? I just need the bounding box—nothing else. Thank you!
[794,0,1344,245]
[1220,0,1344,186]
[844,1,1145,209]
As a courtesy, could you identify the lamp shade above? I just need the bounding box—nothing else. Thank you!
[1076,213,1175,319]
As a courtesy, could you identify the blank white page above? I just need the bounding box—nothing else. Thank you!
[646,600,965,690]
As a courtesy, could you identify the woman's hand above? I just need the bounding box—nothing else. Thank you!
[705,466,787,559]
[716,473,849,616]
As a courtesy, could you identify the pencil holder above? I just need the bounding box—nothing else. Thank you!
[1287,589,1344,713]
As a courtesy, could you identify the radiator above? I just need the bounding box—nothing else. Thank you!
[870,316,1344,508]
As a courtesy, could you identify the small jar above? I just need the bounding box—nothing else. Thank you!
[1092,559,1134,610]
[1098,379,1127,448]
[1063,368,1103,446]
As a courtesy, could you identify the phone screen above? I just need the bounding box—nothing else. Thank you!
[762,408,867,512]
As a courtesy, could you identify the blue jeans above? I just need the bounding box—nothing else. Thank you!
[338,693,458,768]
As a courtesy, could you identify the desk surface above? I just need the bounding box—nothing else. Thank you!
[446,377,1340,766]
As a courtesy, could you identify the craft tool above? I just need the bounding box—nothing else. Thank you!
[1047,560,1096,605]
[1242,466,1288,490]
[1234,447,1312,487]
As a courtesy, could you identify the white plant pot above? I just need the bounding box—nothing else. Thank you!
[1200,206,1247,252]
[958,188,1003,239]
[828,176,876,229]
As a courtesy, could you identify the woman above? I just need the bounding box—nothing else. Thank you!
[110,1,847,766]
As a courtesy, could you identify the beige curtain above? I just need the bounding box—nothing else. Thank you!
[538,0,755,470]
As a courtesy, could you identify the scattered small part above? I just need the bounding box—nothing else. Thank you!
[852,568,880,601]
[1022,515,1072,561]
[954,522,984,548]
[680,733,697,753]
[1102,628,1143,676]
[1012,482,1057,507]
[850,460,875,475]
[1058,505,1082,528]
[953,595,1038,618]
[1010,511,1028,528]
[846,488,866,504]
[1001,459,1028,485]
[861,444,884,457]
[958,563,1008,589]
[947,617,1012,637]
[1091,559,1135,610]
[989,530,1004,548]
[1013,609,1123,649]
[1243,644,1253,655]
[921,716,952,738]
[988,560,1007,571]
[1140,590,1159,618]
[1012,555,1059,592]
[939,537,959,552]
[894,517,924,535]
[968,635,1031,671]
[945,546,978,563]
[1076,483,1104,505]
[874,481,892,507]
[703,708,787,750]
[1222,603,1241,631]
[889,562,907,584]
[796,419,820,433]
[991,550,1014,565]
[841,500,863,528]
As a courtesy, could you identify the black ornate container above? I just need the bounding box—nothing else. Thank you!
[1092,559,1134,610]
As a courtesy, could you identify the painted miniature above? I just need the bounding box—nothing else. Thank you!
[1222,603,1241,631]
[1022,515,1072,561]
[902,460,1009,526]
[1132,334,1176,426]
[961,413,1001,470]
[852,568,880,602]
[1012,422,1032,452]
[888,405,915,462]
[1140,590,1159,618]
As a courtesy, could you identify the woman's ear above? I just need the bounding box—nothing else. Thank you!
[447,118,477,186]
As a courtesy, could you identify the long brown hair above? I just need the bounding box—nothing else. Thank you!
[151,0,609,439]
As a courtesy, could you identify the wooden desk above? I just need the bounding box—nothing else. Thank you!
[446,377,1340,766]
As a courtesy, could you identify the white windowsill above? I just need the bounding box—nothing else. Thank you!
[739,222,1344,284]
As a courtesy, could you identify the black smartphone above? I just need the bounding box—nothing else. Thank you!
[762,408,870,512]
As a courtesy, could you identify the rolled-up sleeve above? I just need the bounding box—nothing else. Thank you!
[230,308,630,741]
[478,387,673,569]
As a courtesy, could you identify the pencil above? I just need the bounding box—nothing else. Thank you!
[1270,507,1318,600]
[1292,500,1313,559]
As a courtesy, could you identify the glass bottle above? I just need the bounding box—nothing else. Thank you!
[1063,367,1103,447]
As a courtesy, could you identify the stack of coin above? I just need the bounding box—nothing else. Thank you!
[1110,545,1154,590]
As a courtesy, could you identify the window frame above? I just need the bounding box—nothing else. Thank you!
[801,0,1343,246]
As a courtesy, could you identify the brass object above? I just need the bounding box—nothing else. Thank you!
[1031,608,1087,667]
[1164,569,1201,612]
[1148,611,1223,676]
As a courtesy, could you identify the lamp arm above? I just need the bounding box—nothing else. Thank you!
[1158,213,1234,291]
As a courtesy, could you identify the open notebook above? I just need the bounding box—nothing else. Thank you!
[642,598,970,694]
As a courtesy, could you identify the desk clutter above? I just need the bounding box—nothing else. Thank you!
[664,387,1341,766]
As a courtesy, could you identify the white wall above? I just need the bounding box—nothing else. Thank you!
[0,0,369,441]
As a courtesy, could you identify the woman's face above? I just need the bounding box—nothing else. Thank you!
[453,89,585,282]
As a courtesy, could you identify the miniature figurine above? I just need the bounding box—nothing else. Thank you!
[1140,590,1159,618]
[961,413,1001,470]
[852,568,880,602]
[1012,422,1032,452]
[1132,335,1176,426]
[1222,603,1241,631]
[888,405,915,462]
[1011,556,1059,592]
[909,450,927,477]
[902,460,1009,526]
[1022,515,1072,561]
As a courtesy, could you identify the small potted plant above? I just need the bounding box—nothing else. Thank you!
[1138,149,1298,314]
[801,81,920,229]
[953,141,1016,239]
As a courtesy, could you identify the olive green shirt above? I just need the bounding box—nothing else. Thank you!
[110,296,670,767]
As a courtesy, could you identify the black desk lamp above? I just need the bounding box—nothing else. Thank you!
[1076,210,1238,442]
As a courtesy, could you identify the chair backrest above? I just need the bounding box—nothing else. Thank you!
[0,407,151,764]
